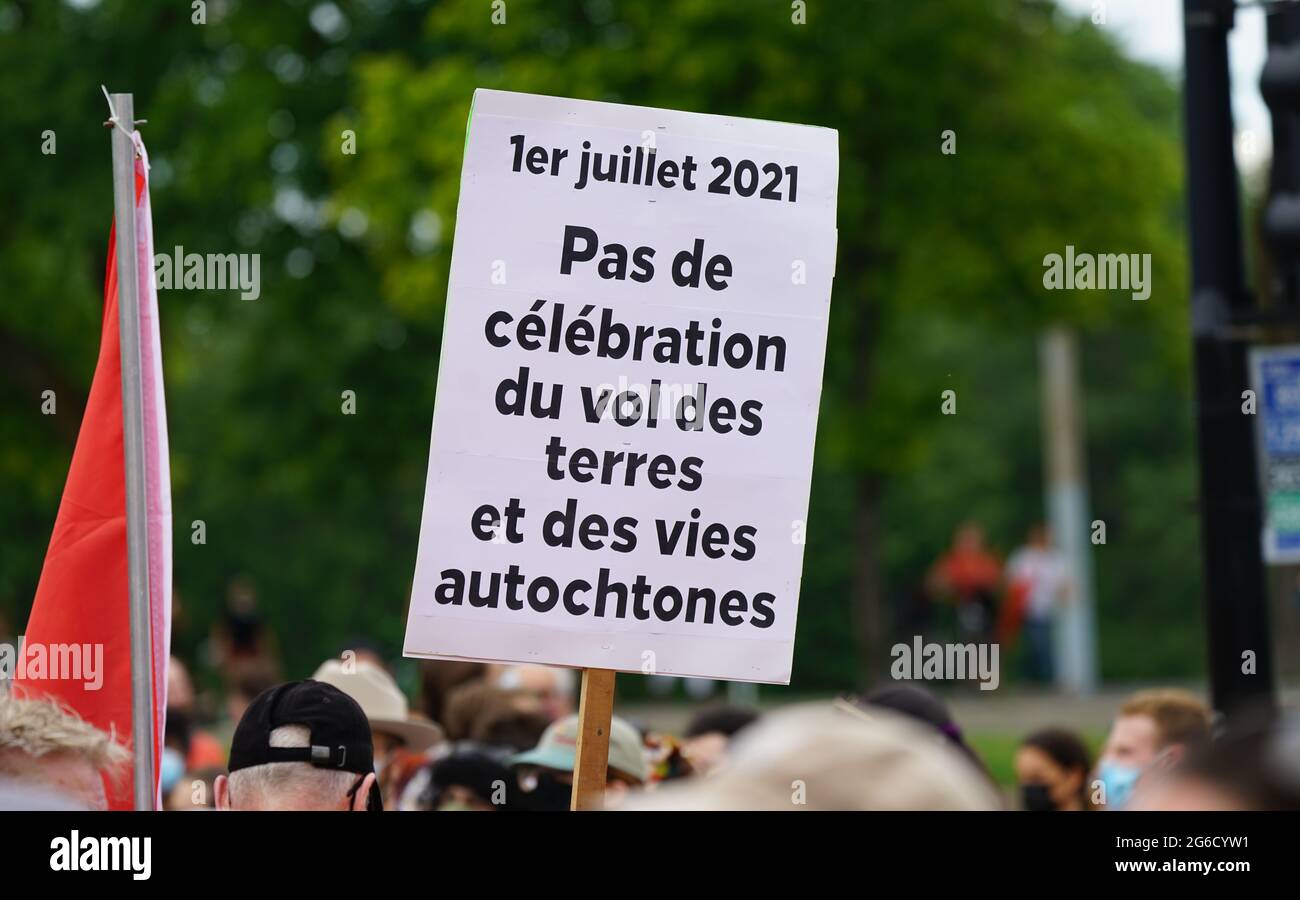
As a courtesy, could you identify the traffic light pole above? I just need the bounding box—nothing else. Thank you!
[1183,0,1276,719]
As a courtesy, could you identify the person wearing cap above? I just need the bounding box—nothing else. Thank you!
[312,658,442,808]
[508,713,649,810]
[215,680,381,811]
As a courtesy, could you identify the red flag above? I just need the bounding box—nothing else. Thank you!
[16,132,171,810]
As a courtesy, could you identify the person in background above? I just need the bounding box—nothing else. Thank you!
[509,713,649,810]
[311,658,443,809]
[854,684,993,783]
[399,682,550,809]
[164,764,222,811]
[418,660,487,725]
[0,693,128,810]
[465,693,551,753]
[926,522,1003,641]
[215,680,379,812]
[644,729,692,783]
[212,578,278,679]
[161,708,195,800]
[1015,728,1093,811]
[629,703,1002,811]
[1095,688,1212,810]
[217,657,280,750]
[440,680,549,752]
[422,750,518,811]
[166,655,225,769]
[680,705,760,777]
[492,664,576,722]
[1002,524,1071,683]
[1128,712,1300,811]
[333,638,391,674]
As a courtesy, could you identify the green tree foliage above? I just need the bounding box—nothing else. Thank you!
[0,0,1200,686]
[331,0,1196,684]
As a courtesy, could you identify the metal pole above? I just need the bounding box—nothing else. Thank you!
[1039,327,1099,693]
[1265,1,1300,307]
[109,92,156,810]
[1182,1,1277,718]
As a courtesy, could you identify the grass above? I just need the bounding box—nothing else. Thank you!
[966,728,1106,788]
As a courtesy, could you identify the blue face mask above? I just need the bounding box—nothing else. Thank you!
[1098,760,1140,809]
[160,747,185,793]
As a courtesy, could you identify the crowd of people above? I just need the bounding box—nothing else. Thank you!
[2,638,1298,810]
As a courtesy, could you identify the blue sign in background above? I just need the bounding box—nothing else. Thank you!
[1260,356,1300,455]
[1255,349,1300,562]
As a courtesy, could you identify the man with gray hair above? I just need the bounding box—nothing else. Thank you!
[0,692,129,810]
[215,680,380,811]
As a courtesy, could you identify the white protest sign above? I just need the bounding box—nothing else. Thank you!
[403,89,838,684]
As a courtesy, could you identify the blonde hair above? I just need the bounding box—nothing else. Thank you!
[1120,689,1212,748]
[0,693,130,773]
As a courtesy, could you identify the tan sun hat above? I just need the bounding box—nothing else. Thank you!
[311,659,443,752]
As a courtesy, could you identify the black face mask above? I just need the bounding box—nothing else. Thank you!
[520,772,573,812]
[1020,782,1055,812]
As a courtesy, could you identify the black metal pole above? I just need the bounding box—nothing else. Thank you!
[1182,0,1276,719]
[1262,0,1300,303]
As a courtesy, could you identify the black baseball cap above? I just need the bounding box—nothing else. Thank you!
[229,680,375,776]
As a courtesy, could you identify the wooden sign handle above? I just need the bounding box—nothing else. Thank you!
[570,667,616,810]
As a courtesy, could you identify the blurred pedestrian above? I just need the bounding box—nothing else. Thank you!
[423,750,517,811]
[1128,712,1300,811]
[1095,688,1211,810]
[161,708,196,800]
[166,655,225,769]
[418,660,487,724]
[927,523,1003,641]
[492,664,575,722]
[212,578,278,678]
[333,638,391,674]
[1015,728,1092,811]
[509,714,649,810]
[1002,524,1071,682]
[219,657,280,749]
[644,729,692,783]
[440,680,549,752]
[854,684,993,782]
[164,764,222,811]
[681,705,760,777]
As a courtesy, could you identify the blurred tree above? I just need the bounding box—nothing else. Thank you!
[328,0,1191,684]
[0,0,1198,689]
[0,0,437,676]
